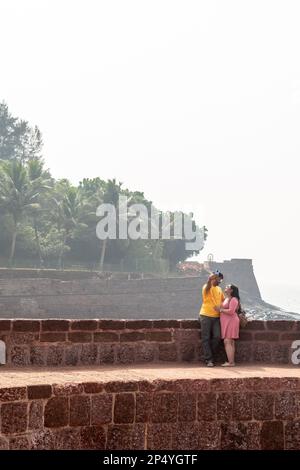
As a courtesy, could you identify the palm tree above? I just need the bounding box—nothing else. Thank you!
[88,178,123,271]
[27,158,52,267]
[0,159,41,265]
[51,182,88,269]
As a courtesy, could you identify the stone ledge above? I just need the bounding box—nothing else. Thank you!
[0,364,299,450]
[1,319,300,367]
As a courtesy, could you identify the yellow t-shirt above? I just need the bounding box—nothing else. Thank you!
[200,284,225,318]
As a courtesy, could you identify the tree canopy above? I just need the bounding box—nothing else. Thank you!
[0,102,207,271]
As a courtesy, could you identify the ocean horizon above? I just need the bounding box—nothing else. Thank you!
[260,283,300,314]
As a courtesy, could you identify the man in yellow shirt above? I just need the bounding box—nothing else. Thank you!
[200,271,224,367]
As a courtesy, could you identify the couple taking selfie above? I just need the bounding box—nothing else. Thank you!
[200,271,242,367]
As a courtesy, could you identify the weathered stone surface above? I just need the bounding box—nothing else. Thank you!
[261,421,284,450]
[172,422,200,450]
[151,393,178,423]
[44,397,69,427]
[98,320,125,330]
[281,333,300,341]
[116,344,135,364]
[0,320,11,331]
[245,321,265,331]
[285,420,300,450]
[232,393,252,421]
[0,436,9,450]
[120,332,145,342]
[253,343,272,362]
[65,345,80,366]
[46,346,64,366]
[31,430,55,450]
[40,333,66,342]
[235,342,253,362]
[69,332,92,343]
[29,400,44,430]
[0,386,27,402]
[197,393,217,421]
[94,332,119,342]
[125,320,153,329]
[54,428,81,450]
[71,320,98,330]
[70,395,90,426]
[114,393,135,424]
[91,394,113,425]
[30,346,46,366]
[275,392,297,419]
[146,331,172,342]
[221,422,261,450]
[1,402,28,434]
[80,425,106,450]
[181,320,199,329]
[175,329,201,344]
[107,424,145,450]
[238,331,253,341]
[83,382,104,394]
[135,343,156,363]
[198,421,221,450]
[252,393,274,420]
[272,344,289,364]
[247,377,282,392]
[53,383,83,396]
[136,393,152,422]
[266,321,296,331]
[9,435,31,450]
[28,385,52,400]
[153,320,180,328]
[297,392,300,417]
[80,344,98,365]
[105,381,138,393]
[210,378,247,392]
[217,393,233,421]
[178,393,196,422]
[147,424,173,450]
[41,320,69,331]
[159,344,178,361]
[11,346,30,366]
[98,344,115,364]
[158,379,208,393]
[11,332,39,345]
[13,320,40,332]
[254,333,279,341]
[180,343,196,362]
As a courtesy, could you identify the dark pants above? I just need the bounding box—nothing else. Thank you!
[200,315,221,362]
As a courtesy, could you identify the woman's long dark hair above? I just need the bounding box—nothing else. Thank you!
[229,284,242,314]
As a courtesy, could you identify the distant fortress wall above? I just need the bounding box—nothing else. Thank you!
[0,259,262,319]
[204,259,262,301]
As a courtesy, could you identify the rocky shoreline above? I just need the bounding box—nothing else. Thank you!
[244,300,300,321]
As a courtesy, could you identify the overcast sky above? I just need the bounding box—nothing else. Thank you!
[1,0,300,300]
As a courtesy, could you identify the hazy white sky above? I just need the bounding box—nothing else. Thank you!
[1,0,300,297]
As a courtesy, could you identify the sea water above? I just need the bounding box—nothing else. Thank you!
[260,283,300,314]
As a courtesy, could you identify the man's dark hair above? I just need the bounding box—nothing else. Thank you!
[213,270,223,279]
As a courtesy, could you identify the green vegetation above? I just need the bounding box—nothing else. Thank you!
[0,102,207,272]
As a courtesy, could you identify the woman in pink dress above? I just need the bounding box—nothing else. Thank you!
[214,284,240,366]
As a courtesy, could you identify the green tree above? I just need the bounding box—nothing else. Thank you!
[51,181,89,269]
[27,158,53,266]
[0,160,41,264]
[0,102,43,162]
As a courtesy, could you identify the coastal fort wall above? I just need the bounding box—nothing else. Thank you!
[0,259,262,319]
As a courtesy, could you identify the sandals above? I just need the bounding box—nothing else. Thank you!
[221,362,235,367]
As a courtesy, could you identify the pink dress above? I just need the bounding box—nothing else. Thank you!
[220,297,240,339]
